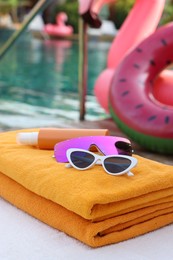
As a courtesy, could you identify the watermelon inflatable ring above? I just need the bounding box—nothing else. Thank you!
[109,23,173,154]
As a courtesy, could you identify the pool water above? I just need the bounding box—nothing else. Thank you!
[0,32,110,130]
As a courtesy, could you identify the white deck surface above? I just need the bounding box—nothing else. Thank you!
[1,197,173,260]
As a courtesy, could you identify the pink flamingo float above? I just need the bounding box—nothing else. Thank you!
[44,12,73,37]
[79,0,173,153]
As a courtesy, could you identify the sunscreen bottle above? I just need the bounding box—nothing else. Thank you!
[16,128,109,149]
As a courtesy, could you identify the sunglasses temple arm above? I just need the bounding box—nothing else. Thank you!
[127,171,134,176]
[65,163,72,168]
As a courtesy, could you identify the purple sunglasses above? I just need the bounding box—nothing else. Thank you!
[54,136,132,162]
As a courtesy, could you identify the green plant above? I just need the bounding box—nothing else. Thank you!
[109,0,134,29]
[159,1,173,25]
[0,0,26,23]
[0,0,21,12]
[110,0,173,29]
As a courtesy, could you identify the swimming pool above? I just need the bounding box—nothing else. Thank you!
[0,31,110,130]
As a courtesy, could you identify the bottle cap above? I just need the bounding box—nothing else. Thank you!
[16,132,39,146]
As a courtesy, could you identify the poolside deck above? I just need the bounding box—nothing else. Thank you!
[72,118,173,166]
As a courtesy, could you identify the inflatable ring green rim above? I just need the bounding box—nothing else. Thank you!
[109,105,173,155]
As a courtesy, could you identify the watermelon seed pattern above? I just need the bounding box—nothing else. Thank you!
[133,64,140,69]
[122,90,129,96]
[166,60,172,65]
[165,116,170,124]
[150,60,156,66]
[161,38,167,46]
[119,78,127,82]
[109,23,173,153]
[135,104,144,109]
[136,48,142,53]
[148,115,157,121]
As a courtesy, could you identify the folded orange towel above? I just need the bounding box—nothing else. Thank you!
[1,172,173,247]
[0,129,173,247]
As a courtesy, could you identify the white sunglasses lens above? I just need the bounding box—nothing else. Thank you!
[70,151,95,169]
[104,157,131,174]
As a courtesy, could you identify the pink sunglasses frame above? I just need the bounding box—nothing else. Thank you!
[54,135,132,162]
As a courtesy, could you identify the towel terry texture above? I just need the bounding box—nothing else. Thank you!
[0,129,173,247]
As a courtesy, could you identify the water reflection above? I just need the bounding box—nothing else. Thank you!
[44,40,73,72]
[0,34,110,129]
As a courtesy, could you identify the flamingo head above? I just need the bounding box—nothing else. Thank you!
[79,0,115,28]
[78,0,101,28]
[56,12,68,25]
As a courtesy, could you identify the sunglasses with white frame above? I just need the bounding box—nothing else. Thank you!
[66,148,137,176]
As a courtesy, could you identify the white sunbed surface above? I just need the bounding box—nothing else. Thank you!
[1,197,173,260]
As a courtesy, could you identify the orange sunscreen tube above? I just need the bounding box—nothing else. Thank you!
[16,128,110,149]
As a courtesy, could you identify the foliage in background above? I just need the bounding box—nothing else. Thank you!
[53,0,173,33]
[53,0,109,33]
[0,0,23,13]
[160,1,173,26]
[110,0,173,29]
[1,0,173,32]
[109,0,134,29]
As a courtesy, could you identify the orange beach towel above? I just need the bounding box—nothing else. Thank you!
[0,129,173,247]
